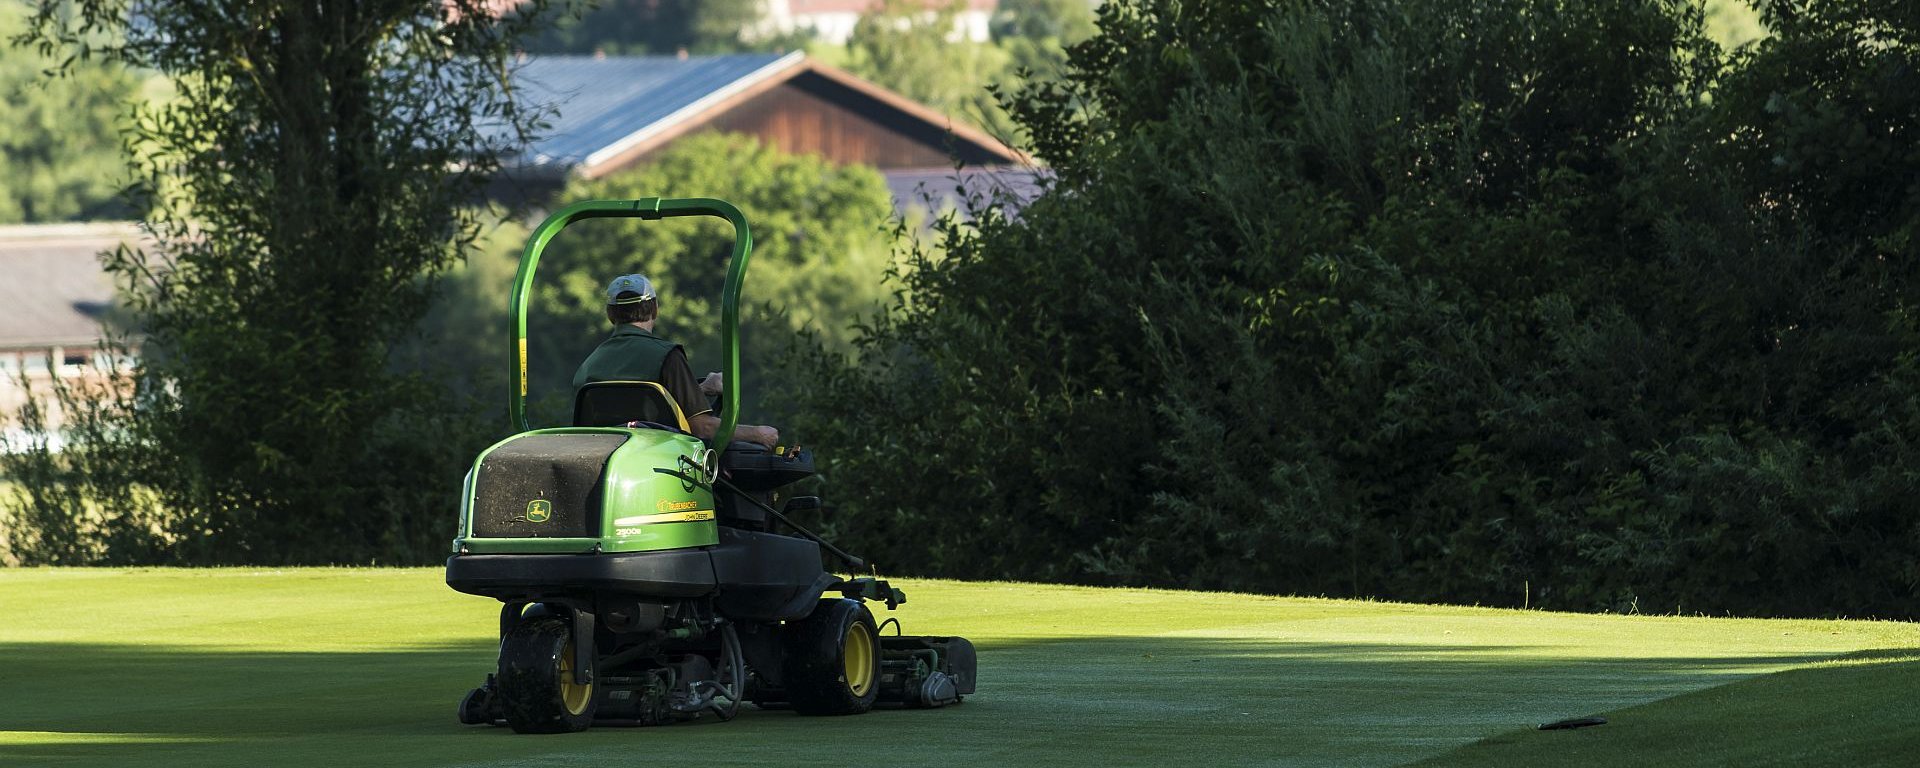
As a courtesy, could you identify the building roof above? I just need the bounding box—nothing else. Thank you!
[506,52,1022,179]
[0,223,130,350]
[512,53,798,173]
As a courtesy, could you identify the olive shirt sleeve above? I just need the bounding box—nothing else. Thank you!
[659,348,712,420]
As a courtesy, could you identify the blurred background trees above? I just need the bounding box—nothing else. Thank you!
[841,0,1017,137]
[0,0,1768,228]
[0,4,143,224]
[518,0,772,55]
[991,0,1097,82]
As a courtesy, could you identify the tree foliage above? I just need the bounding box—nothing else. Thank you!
[843,0,1017,137]
[518,0,772,56]
[781,0,1920,618]
[823,0,1097,141]
[991,0,1097,83]
[1705,0,1767,49]
[2,0,558,564]
[0,5,141,223]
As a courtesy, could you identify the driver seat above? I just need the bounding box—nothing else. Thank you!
[573,381,690,432]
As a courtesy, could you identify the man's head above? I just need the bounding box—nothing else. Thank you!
[604,274,658,326]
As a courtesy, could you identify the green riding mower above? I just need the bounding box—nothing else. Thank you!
[446,198,975,733]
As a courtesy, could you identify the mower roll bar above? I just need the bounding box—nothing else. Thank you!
[508,198,751,454]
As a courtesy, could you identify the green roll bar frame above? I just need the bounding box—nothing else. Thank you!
[508,198,752,452]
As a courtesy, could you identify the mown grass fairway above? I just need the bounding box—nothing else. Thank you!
[2,569,1916,767]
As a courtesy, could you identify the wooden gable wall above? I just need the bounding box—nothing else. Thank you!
[585,69,1011,178]
[703,71,1007,170]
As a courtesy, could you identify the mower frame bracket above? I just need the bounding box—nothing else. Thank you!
[571,607,597,686]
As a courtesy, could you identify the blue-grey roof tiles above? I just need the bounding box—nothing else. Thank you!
[508,52,801,174]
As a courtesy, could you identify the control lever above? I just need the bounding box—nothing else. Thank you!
[714,479,863,571]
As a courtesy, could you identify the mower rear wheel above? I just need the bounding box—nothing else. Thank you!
[497,615,597,733]
[783,598,880,716]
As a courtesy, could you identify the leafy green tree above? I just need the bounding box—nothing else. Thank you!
[991,0,1096,82]
[3,0,561,564]
[782,0,1920,619]
[845,0,1016,137]
[0,5,140,223]
[1704,0,1766,48]
[993,0,1095,41]
[519,0,771,55]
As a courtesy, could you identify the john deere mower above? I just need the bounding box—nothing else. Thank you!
[446,198,974,733]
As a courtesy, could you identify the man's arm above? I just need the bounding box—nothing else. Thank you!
[661,351,778,447]
[658,348,712,421]
[688,413,779,448]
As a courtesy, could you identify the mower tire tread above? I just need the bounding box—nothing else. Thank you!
[782,598,880,716]
[497,615,596,733]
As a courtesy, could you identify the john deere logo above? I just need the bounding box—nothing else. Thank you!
[525,499,552,523]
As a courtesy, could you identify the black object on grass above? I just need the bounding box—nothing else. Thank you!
[1537,716,1608,730]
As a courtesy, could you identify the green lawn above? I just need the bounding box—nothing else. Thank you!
[1,569,1915,767]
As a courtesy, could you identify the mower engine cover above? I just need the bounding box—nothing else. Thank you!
[455,427,718,556]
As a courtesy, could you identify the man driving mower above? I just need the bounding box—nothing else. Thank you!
[449,198,975,734]
[572,274,780,448]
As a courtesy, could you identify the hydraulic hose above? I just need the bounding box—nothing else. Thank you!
[670,622,742,721]
[710,623,743,721]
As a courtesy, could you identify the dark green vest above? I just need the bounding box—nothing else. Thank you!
[572,325,681,392]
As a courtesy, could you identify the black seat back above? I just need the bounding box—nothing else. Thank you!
[573,381,689,430]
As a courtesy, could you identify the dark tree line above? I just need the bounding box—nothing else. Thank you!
[780,0,1920,619]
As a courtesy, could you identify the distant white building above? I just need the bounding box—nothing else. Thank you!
[0,223,139,441]
[757,0,997,45]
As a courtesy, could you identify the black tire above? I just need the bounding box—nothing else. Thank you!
[782,598,880,716]
[497,616,597,733]
[457,684,496,725]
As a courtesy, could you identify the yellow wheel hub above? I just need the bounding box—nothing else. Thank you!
[558,639,593,715]
[844,622,875,697]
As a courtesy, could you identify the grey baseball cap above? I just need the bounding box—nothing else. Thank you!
[604,274,656,305]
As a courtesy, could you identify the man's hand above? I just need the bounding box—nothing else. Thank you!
[699,371,723,396]
[747,425,779,448]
